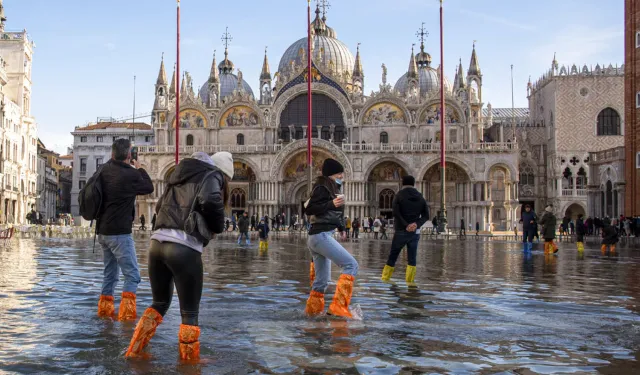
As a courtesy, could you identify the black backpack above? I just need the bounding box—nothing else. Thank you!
[78,167,105,221]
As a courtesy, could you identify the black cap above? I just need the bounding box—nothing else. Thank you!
[402,175,415,186]
[322,158,344,177]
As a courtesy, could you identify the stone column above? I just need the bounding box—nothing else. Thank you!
[330,124,336,142]
[316,125,322,139]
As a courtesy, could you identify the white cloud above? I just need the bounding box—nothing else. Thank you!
[457,8,536,32]
[104,42,117,51]
[529,25,623,66]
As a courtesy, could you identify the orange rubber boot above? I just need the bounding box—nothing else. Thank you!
[305,290,325,316]
[125,307,163,358]
[610,244,616,254]
[544,241,551,255]
[309,262,316,287]
[178,324,201,361]
[601,244,607,255]
[118,292,137,321]
[97,295,115,318]
[552,241,559,254]
[328,274,355,318]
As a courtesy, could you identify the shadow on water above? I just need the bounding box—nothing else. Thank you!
[1,236,640,374]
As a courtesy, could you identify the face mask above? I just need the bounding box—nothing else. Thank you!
[334,178,343,185]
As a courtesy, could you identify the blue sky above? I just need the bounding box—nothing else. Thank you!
[6,0,623,154]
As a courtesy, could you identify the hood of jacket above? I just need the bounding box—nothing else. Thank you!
[168,158,218,186]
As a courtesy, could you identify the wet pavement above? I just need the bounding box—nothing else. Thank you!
[1,235,640,374]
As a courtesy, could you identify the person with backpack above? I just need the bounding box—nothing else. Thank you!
[381,176,429,283]
[125,151,231,361]
[92,139,154,321]
[304,159,359,319]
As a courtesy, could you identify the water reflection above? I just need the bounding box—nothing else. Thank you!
[0,237,639,374]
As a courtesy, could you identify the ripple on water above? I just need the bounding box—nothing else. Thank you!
[1,238,640,374]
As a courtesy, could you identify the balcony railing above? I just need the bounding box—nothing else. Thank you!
[562,188,588,197]
[138,142,518,155]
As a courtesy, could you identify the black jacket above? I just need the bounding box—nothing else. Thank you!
[154,158,226,246]
[238,215,250,232]
[521,210,538,231]
[305,176,344,235]
[392,187,429,231]
[576,217,586,235]
[602,225,618,245]
[97,160,154,235]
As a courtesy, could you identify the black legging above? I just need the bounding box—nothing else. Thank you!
[148,240,203,326]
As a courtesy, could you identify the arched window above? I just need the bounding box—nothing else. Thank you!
[380,131,389,144]
[562,167,573,189]
[186,134,194,146]
[606,180,613,216]
[379,189,395,210]
[519,164,535,186]
[231,188,246,208]
[597,108,621,136]
[576,167,587,189]
[237,133,245,145]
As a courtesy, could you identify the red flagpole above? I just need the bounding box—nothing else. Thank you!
[439,0,447,230]
[307,0,313,195]
[175,0,181,165]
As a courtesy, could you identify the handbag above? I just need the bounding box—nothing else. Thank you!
[184,171,216,241]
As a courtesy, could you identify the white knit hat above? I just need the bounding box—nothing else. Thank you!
[190,152,214,166]
[210,151,234,179]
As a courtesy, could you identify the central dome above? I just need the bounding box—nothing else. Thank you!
[395,67,452,96]
[277,7,355,82]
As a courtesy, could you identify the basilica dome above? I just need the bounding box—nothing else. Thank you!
[394,43,452,96]
[200,51,254,103]
[394,67,452,96]
[277,7,355,81]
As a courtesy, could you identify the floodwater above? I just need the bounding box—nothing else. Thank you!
[1,235,640,375]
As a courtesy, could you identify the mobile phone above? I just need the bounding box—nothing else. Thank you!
[130,146,138,164]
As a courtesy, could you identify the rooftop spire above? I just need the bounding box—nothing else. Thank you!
[468,41,481,76]
[415,23,431,67]
[260,46,271,80]
[209,50,219,83]
[455,58,466,89]
[156,53,168,86]
[352,43,363,78]
[169,63,176,95]
[407,44,418,79]
[318,0,330,21]
[180,72,187,96]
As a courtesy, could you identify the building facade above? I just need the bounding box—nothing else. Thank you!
[512,57,625,220]
[69,121,154,217]
[625,0,640,217]
[37,140,60,222]
[587,147,625,218]
[136,7,520,231]
[0,2,38,224]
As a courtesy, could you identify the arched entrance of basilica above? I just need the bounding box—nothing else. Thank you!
[422,162,472,230]
[366,161,407,220]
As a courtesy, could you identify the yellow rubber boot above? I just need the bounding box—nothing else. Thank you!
[178,324,200,361]
[406,265,416,283]
[328,274,355,318]
[309,262,316,287]
[304,290,325,316]
[97,295,115,318]
[381,265,395,282]
[125,307,163,358]
[118,292,137,321]
[577,242,584,252]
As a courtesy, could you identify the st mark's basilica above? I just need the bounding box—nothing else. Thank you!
[129,3,624,231]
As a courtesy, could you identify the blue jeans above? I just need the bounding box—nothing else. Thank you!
[308,231,358,293]
[238,232,250,244]
[98,234,141,296]
[386,230,420,267]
